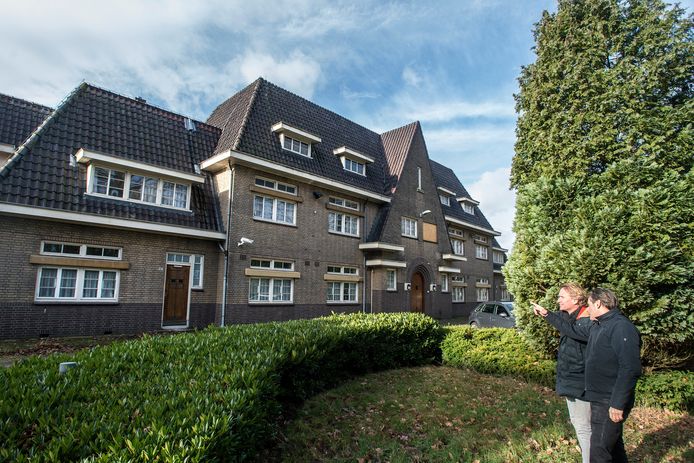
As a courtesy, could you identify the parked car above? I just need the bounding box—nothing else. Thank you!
[468,301,515,328]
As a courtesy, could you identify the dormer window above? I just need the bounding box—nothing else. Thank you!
[77,148,203,211]
[439,195,450,206]
[437,186,455,207]
[333,146,374,177]
[463,203,475,214]
[272,122,321,159]
[457,196,480,215]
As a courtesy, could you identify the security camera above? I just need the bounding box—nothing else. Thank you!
[237,237,254,247]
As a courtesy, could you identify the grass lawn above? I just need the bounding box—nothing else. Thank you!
[272,365,693,463]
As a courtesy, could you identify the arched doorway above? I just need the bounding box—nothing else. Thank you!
[410,272,425,313]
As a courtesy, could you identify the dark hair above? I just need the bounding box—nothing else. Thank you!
[588,287,619,310]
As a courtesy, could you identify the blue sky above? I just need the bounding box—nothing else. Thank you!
[2,1,689,249]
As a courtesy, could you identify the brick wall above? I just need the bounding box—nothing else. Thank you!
[0,216,221,339]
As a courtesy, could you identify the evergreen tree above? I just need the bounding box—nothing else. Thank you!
[507,0,693,366]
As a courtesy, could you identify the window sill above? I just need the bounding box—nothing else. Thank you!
[328,231,360,239]
[248,302,294,306]
[252,218,297,228]
[401,235,418,240]
[326,301,359,305]
[386,289,398,292]
[34,300,120,305]
[475,258,489,261]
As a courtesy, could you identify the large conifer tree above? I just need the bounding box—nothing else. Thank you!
[507,0,693,365]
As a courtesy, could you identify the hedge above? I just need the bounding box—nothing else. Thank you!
[441,326,693,413]
[0,312,443,462]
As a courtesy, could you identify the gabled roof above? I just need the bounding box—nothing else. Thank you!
[380,121,419,191]
[429,159,497,234]
[0,83,224,234]
[0,93,52,148]
[207,78,389,196]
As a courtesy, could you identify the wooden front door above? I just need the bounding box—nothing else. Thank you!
[163,265,190,325]
[410,272,424,313]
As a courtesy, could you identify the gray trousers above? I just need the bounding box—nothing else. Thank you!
[567,397,592,463]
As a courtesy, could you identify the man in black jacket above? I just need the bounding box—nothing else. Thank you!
[537,287,641,463]
[532,283,592,463]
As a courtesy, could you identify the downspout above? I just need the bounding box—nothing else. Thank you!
[221,162,235,327]
[362,199,368,313]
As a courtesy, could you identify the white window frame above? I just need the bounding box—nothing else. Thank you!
[475,245,488,260]
[493,251,505,264]
[327,266,358,275]
[41,241,122,260]
[255,177,297,195]
[452,286,465,302]
[449,227,464,237]
[251,259,294,271]
[473,234,488,243]
[441,274,449,292]
[417,167,422,191]
[439,194,450,206]
[35,267,120,302]
[280,134,311,157]
[501,288,511,301]
[249,278,294,303]
[401,217,417,239]
[386,269,397,291]
[341,157,365,176]
[326,281,358,303]
[476,287,490,302]
[328,196,359,211]
[463,203,475,214]
[451,238,465,256]
[87,165,192,211]
[166,253,205,289]
[476,278,490,285]
[253,194,297,226]
[328,211,360,237]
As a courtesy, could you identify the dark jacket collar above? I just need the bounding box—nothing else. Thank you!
[595,308,621,324]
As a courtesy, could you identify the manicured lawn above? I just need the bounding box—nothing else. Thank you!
[272,366,693,463]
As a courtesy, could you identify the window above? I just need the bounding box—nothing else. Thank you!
[401,217,417,238]
[476,287,490,302]
[329,197,359,210]
[493,252,505,264]
[473,234,488,243]
[89,166,190,210]
[282,135,310,157]
[463,203,475,214]
[253,195,296,225]
[449,227,464,237]
[166,253,204,289]
[475,245,488,260]
[42,242,122,260]
[452,287,465,302]
[329,211,359,236]
[441,274,449,292]
[501,288,511,301]
[249,278,293,302]
[36,267,119,302]
[342,157,365,175]
[255,177,297,195]
[451,239,465,256]
[327,266,357,275]
[451,275,465,283]
[417,167,422,190]
[386,269,397,291]
[327,282,358,302]
[251,259,294,270]
[476,278,489,285]
[439,195,450,206]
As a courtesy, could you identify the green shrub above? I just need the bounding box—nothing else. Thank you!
[441,327,693,413]
[0,312,443,462]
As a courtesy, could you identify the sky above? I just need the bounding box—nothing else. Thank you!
[3,0,689,250]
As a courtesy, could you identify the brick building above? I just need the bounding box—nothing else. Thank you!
[0,79,509,339]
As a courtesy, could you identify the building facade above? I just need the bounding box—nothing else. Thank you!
[0,79,509,339]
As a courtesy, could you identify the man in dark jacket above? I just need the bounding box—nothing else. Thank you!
[537,288,641,463]
[532,283,592,463]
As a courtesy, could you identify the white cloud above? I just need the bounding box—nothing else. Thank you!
[238,51,321,99]
[467,167,516,250]
[402,67,423,87]
[426,124,515,153]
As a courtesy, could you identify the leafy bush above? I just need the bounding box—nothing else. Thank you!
[0,312,443,462]
[441,327,693,413]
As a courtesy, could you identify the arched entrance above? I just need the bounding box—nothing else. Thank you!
[410,272,425,313]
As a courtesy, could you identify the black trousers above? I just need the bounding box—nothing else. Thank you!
[590,401,628,463]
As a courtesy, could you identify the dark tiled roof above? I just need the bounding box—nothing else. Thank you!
[210,78,389,196]
[492,237,505,249]
[380,122,418,191]
[0,93,52,148]
[0,83,224,233]
[429,160,496,233]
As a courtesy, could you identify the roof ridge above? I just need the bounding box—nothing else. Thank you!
[0,93,53,112]
[0,82,87,180]
[231,78,263,151]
